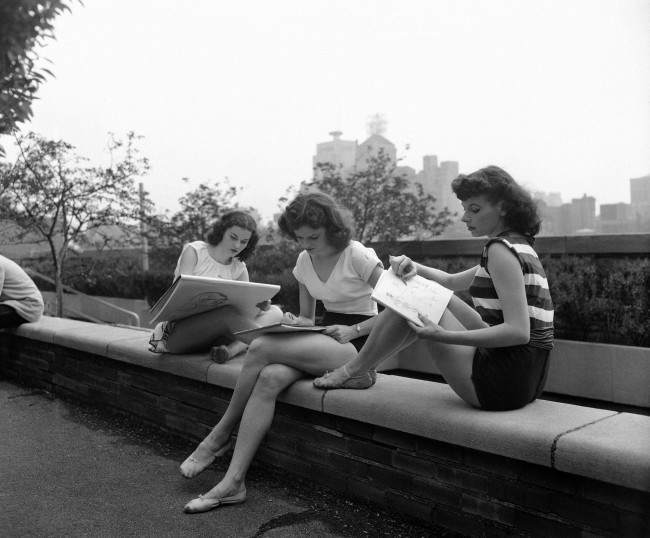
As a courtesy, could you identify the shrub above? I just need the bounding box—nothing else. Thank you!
[25,245,650,347]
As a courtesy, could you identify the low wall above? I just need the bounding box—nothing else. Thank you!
[1,317,648,537]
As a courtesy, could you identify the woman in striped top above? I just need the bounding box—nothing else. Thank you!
[314,165,554,411]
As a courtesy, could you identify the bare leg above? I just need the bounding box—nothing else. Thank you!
[314,309,417,386]
[166,305,283,353]
[446,295,488,330]
[425,310,480,407]
[181,331,358,476]
[314,303,482,407]
[187,364,303,510]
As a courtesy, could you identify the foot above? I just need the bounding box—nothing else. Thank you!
[210,345,230,364]
[313,365,377,390]
[210,341,248,363]
[183,485,247,514]
[179,439,232,478]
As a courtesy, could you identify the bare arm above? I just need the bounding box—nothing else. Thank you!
[390,254,478,291]
[416,263,479,291]
[237,264,250,282]
[285,283,317,326]
[321,263,384,343]
[411,243,530,347]
[175,246,198,278]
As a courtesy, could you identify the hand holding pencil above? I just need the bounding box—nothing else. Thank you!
[389,255,417,282]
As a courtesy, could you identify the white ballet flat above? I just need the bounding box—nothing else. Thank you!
[183,488,246,514]
[179,439,232,478]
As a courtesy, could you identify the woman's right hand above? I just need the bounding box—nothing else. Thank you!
[389,255,417,281]
[281,312,314,326]
[282,312,299,325]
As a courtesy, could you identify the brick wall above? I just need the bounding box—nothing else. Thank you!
[1,334,648,537]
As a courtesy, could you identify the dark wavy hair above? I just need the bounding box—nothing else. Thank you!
[206,211,259,261]
[277,192,353,250]
[451,165,541,242]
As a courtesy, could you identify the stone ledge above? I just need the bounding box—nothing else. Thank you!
[8,316,650,493]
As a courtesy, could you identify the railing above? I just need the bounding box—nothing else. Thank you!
[27,269,141,327]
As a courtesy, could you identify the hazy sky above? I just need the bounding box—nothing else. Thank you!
[7,0,650,221]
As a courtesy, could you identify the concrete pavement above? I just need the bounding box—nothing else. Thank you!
[0,380,448,537]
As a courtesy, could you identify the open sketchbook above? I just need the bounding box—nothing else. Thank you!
[234,323,326,338]
[149,274,280,324]
[371,268,453,326]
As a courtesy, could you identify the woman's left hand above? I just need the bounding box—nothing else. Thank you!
[407,313,445,341]
[322,324,355,344]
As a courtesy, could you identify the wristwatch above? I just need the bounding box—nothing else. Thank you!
[355,324,361,334]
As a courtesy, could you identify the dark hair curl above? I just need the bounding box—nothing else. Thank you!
[206,211,259,261]
[277,192,353,250]
[451,165,541,241]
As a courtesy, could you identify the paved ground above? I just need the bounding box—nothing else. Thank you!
[0,379,455,538]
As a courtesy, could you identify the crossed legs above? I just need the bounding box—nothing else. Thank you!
[181,331,359,510]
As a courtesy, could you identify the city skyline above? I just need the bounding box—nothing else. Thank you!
[1,0,648,223]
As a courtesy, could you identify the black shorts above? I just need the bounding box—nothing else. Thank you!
[471,344,551,411]
[0,305,28,329]
[321,311,374,352]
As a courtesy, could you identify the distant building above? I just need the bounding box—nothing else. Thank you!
[630,174,650,226]
[313,131,358,179]
[533,191,562,207]
[355,133,397,170]
[569,194,596,232]
[312,131,464,238]
[417,157,465,237]
[537,194,596,235]
[598,202,633,233]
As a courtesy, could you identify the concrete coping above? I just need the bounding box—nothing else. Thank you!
[9,316,650,493]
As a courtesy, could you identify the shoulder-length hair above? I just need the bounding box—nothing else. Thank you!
[277,192,353,250]
[206,211,259,261]
[451,165,541,242]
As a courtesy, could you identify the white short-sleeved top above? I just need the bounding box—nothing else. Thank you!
[292,240,382,316]
[174,241,247,281]
[0,254,44,322]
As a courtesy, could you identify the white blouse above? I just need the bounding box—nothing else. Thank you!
[292,241,382,316]
[174,241,248,281]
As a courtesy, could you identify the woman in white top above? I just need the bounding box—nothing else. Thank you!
[181,192,384,513]
[0,254,44,327]
[148,211,283,362]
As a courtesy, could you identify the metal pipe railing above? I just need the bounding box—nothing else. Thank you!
[26,269,141,327]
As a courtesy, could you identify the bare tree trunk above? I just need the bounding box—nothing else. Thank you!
[55,263,64,318]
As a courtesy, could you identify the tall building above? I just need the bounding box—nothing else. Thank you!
[538,194,596,235]
[312,130,464,237]
[533,191,562,207]
[417,156,465,236]
[313,131,358,179]
[630,174,650,225]
[598,202,633,233]
[355,133,396,170]
[569,194,596,232]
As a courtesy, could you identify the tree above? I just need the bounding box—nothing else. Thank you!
[149,178,242,248]
[0,131,151,315]
[172,178,241,243]
[0,0,74,153]
[311,148,453,243]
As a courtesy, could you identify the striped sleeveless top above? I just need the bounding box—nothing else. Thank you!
[468,233,554,350]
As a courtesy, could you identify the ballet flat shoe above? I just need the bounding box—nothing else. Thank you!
[179,439,232,478]
[183,489,246,514]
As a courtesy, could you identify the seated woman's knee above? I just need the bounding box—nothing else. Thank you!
[255,364,296,395]
[245,335,280,365]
